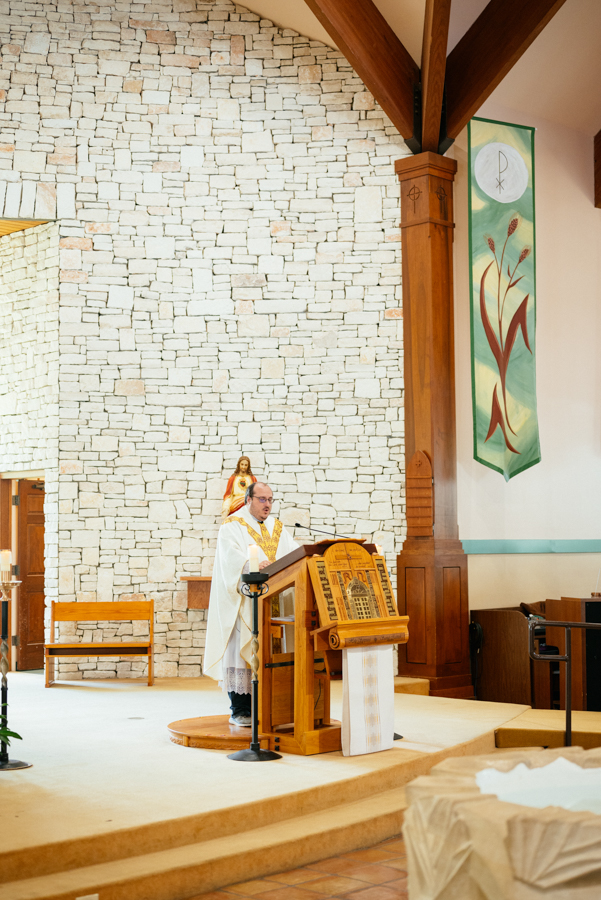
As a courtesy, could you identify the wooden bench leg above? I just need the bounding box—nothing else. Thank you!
[45,651,53,687]
[148,650,154,686]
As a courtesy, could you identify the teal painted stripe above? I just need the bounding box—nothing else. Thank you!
[462,539,601,555]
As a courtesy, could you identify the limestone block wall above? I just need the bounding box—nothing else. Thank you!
[0,222,59,472]
[0,0,408,678]
[0,222,60,605]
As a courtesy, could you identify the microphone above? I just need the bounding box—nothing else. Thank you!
[294,522,353,540]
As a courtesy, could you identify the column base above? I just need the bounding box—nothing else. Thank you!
[397,538,472,699]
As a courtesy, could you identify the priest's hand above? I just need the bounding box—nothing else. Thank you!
[259,560,270,570]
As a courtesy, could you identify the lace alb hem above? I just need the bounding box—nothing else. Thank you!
[220,666,252,694]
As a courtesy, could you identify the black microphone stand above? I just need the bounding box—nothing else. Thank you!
[228,570,281,762]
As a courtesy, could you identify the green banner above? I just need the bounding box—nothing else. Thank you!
[468,117,540,481]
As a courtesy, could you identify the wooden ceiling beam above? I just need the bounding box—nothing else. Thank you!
[445,0,569,140]
[303,0,420,143]
[420,0,452,152]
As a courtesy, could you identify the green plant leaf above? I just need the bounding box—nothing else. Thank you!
[0,727,22,745]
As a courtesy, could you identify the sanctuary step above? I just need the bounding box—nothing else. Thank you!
[2,674,528,900]
[394,676,429,696]
[496,708,601,749]
[0,788,408,900]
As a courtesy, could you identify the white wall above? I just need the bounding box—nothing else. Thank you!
[453,101,601,607]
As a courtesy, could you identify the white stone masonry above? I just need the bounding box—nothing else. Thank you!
[0,222,60,608]
[0,0,409,678]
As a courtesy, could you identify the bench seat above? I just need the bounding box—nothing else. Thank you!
[45,642,152,656]
[44,600,154,686]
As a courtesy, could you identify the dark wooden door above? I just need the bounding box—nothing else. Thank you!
[0,479,12,668]
[17,480,45,669]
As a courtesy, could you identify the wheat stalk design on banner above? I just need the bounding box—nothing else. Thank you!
[480,215,532,453]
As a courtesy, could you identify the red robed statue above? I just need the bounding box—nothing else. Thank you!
[221,456,257,521]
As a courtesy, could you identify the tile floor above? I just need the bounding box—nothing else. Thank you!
[192,836,408,900]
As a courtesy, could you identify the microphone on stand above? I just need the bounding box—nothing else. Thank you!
[294,522,353,540]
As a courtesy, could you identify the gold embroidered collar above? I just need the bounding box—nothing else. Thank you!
[226,516,283,563]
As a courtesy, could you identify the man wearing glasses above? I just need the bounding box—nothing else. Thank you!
[203,481,298,726]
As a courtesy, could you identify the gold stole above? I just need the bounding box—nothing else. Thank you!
[227,517,283,563]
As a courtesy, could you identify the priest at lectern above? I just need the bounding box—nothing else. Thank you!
[203,482,298,726]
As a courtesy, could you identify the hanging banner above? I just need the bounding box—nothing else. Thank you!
[468,117,540,481]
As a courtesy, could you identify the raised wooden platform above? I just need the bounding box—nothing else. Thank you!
[496,708,601,749]
[168,714,255,752]
[394,676,429,696]
[168,715,343,755]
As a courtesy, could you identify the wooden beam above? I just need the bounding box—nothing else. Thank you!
[446,0,569,139]
[303,0,419,142]
[595,128,601,208]
[420,0,451,153]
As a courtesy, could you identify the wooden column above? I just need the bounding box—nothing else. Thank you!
[395,152,472,699]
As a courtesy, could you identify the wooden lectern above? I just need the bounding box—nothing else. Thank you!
[259,539,409,756]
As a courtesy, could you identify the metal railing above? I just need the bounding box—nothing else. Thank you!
[528,618,601,746]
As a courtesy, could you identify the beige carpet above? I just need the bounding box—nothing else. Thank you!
[1,672,528,855]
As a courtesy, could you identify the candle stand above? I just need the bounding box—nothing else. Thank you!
[228,571,282,762]
[0,578,31,770]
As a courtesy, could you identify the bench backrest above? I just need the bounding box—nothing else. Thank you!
[52,601,153,621]
[50,601,154,643]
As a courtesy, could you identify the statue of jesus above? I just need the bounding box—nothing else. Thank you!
[221,456,257,521]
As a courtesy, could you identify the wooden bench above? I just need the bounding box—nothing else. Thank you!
[45,600,154,687]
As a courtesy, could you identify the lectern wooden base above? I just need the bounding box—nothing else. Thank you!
[168,715,341,755]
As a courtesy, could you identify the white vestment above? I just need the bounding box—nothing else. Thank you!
[203,504,298,689]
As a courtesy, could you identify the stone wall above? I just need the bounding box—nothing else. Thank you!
[0,222,60,608]
[0,222,59,471]
[0,0,408,678]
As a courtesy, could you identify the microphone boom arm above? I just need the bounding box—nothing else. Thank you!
[294,522,353,540]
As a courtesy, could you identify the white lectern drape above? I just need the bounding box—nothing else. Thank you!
[341,644,395,757]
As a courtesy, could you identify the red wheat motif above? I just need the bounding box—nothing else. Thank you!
[480,216,532,452]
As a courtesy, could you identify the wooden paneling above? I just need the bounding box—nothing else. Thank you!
[595,129,601,209]
[17,480,45,670]
[406,450,434,537]
[303,0,419,140]
[445,0,568,139]
[546,597,601,712]
[472,609,530,705]
[294,561,315,741]
[0,479,10,550]
[181,576,211,609]
[546,597,585,711]
[0,479,11,667]
[442,567,462,664]
[405,567,426,664]
[0,219,48,237]
[420,0,451,152]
